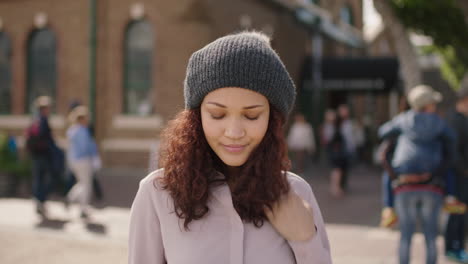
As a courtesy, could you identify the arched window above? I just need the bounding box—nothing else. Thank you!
[26,28,56,113]
[0,32,11,114]
[123,20,154,116]
[340,4,354,26]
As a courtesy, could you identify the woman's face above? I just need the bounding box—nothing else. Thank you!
[77,115,88,125]
[201,87,270,167]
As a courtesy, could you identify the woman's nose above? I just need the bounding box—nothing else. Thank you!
[224,119,245,139]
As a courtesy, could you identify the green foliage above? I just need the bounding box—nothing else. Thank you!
[422,45,468,89]
[391,0,468,47]
[390,0,468,88]
[438,47,467,90]
[0,132,31,178]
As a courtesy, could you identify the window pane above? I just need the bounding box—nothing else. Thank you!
[26,29,56,113]
[340,6,354,26]
[0,32,11,114]
[124,20,154,116]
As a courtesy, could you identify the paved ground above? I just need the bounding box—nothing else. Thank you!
[0,163,463,264]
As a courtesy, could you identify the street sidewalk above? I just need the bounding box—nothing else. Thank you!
[0,163,461,264]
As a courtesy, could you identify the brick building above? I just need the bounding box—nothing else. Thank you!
[0,0,365,168]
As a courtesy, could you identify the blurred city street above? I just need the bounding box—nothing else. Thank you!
[0,163,460,264]
[1,0,468,263]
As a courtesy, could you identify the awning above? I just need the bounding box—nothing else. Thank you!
[301,56,400,92]
[268,0,365,48]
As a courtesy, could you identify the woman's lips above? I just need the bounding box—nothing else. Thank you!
[222,144,246,153]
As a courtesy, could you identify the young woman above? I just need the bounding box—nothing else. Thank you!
[66,106,100,219]
[129,31,331,264]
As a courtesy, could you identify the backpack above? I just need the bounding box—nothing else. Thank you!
[25,120,48,154]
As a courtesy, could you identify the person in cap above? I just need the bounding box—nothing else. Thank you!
[378,84,455,264]
[64,99,104,202]
[444,75,468,263]
[128,31,331,264]
[66,105,100,219]
[28,96,58,218]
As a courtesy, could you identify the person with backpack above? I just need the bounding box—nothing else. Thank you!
[378,85,456,264]
[27,96,60,218]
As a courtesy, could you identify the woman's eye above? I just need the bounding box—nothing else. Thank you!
[245,115,259,120]
[211,114,225,120]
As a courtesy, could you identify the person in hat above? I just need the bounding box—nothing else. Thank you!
[64,99,104,202]
[128,31,331,264]
[66,105,100,219]
[444,76,468,263]
[28,96,59,218]
[378,84,455,264]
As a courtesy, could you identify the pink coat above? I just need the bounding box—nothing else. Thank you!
[129,169,332,264]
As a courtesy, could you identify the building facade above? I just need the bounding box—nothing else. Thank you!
[0,0,364,168]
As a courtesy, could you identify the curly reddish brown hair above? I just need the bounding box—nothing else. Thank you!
[158,106,291,229]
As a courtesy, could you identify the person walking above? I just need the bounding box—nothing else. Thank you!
[378,85,455,264]
[66,106,100,219]
[377,137,398,228]
[64,99,104,202]
[320,109,336,162]
[337,104,356,191]
[27,96,60,218]
[444,78,468,263]
[320,109,336,145]
[326,115,348,198]
[287,112,316,175]
[320,109,347,197]
[128,31,331,264]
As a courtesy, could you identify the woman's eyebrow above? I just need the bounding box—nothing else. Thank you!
[206,102,226,108]
[243,105,264,110]
[206,102,264,109]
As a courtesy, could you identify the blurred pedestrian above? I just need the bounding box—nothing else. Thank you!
[287,112,315,175]
[320,109,336,145]
[26,96,62,218]
[64,99,104,202]
[378,99,411,229]
[326,115,347,197]
[377,137,398,228]
[320,109,336,161]
[66,106,101,219]
[129,31,331,264]
[352,118,365,163]
[337,104,356,190]
[378,84,455,264]
[444,77,468,263]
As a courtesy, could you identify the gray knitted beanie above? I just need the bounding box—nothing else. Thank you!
[184,31,296,118]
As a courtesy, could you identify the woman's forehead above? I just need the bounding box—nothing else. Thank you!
[202,87,269,107]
